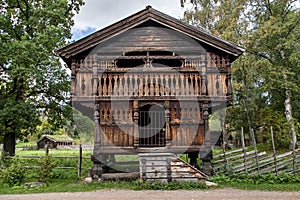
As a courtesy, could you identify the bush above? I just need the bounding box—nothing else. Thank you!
[0,157,26,186]
[36,156,58,183]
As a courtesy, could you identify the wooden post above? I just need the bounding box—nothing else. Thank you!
[241,127,247,173]
[71,60,77,96]
[292,132,297,176]
[45,144,49,156]
[133,100,139,148]
[92,54,98,96]
[270,126,278,176]
[221,129,227,173]
[78,144,82,178]
[250,128,260,175]
[165,101,171,147]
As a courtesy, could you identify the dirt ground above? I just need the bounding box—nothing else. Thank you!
[1,188,300,200]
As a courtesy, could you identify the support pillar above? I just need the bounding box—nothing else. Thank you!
[165,100,171,147]
[200,103,213,176]
[133,100,139,148]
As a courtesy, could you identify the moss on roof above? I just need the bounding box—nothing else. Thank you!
[41,134,73,142]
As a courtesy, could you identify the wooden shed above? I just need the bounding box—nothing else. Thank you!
[58,6,244,176]
[37,135,73,149]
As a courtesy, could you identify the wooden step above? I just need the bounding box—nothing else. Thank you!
[139,153,208,183]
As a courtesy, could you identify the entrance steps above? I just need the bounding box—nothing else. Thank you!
[139,153,208,183]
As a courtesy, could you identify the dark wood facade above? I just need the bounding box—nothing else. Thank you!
[37,135,73,149]
[58,6,244,176]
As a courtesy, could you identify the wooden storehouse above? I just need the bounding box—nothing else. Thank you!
[58,6,244,176]
[37,135,73,149]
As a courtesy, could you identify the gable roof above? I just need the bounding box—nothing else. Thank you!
[38,135,73,143]
[58,6,245,63]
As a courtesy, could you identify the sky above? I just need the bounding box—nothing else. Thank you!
[71,0,191,40]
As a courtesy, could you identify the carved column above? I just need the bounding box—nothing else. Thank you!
[92,55,99,96]
[200,103,213,176]
[71,60,77,96]
[165,100,171,147]
[201,59,208,96]
[133,100,139,148]
[226,60,232,96]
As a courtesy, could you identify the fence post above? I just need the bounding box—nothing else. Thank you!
[292,139,296,176]
[250,128,260,175]
[241,127,247,173]
[221,130,227,173]
[78,144,82,178]
[45,144,49,156]
[270,126,278,176]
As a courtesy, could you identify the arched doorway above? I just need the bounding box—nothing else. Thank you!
[138,104,166,147]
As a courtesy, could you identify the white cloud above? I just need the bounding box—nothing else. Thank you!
[72,0,187,40]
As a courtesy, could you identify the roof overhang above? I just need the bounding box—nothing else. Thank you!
[58,6,245,63]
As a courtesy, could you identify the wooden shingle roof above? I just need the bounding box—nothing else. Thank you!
[58,6,244,63]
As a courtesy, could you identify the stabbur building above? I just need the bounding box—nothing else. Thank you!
[58,6,244,180]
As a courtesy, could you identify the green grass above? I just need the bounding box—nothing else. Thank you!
[208,173,300,192]
[16,149,92,157]
[0,179,210,194]
[220,183,300,191]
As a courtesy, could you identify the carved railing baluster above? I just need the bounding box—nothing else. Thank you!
[189,73,194,96]
[185,74,190,96]
[107,74,112,96]
[171,74,175,96]
[124,74,128,96]
[164,74,169,96]
[150,74,154,96]
[175,74,180,96]
[176,73,185,96]
[113,74,118,96]
[201,61,207,96]
[139,74,143,96]
[102,74,107,96]
[144,74,149,96]
[155,74,159,96]
[160,74,164,96]
[128,74,133,96]
[118,75,124,96]
[194,74,199,96]
[133,74,138,96]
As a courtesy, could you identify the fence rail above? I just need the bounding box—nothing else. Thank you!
[213,126,300,176]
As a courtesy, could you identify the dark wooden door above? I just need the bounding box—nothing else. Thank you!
[138,104,166,147]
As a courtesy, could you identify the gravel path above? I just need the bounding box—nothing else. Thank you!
[1,188,300,200]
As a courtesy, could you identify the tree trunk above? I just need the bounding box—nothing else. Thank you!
[3,131,16,157]
[284,89,297,150]
[281,50,297,150]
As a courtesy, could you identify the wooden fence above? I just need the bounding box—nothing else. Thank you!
[1,145,91,178]
[212,127,300,176]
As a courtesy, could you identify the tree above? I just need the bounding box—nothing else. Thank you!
[0,0,84,156]
[182,0,300,149]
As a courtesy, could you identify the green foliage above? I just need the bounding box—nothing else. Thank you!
[183,0,300,149]
[73,109,94,144]
[136,181,209,190]
[36,156,58,183]
[209,173,300,185]
[0,157,26,186]
[0,0,84,155]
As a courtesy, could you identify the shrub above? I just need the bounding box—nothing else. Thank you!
[0,157,26,186]
[36,155,58,183]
